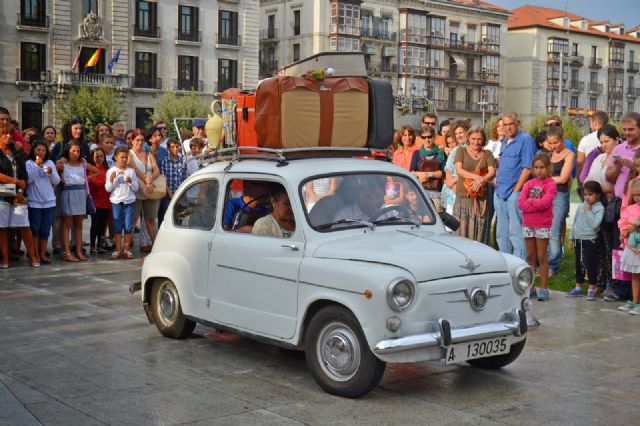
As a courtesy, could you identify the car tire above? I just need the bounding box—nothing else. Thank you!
[304,305,386,398]
[467,338,526,369]
[150,279,195,339]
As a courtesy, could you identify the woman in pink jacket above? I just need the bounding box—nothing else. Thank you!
[518,152,558,301]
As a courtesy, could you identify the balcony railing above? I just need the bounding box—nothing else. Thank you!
[448,70,500,82]
[217,34,241,46]
[439,100,499,113]
[133,25,160,38]
[609,59,624,69]
[397,31,500,53]
[16,68,51,82]
[174,79,203,92]
[133,76,162,89]
[260,28,278,40]
[361,29,397,42]
[399,66,446,77]
[58,71,129,88]
[366,62,398,74]
[628,62,640,73]
[570,81,585,92]
[571,55,584,66]
[588,82,604,93]
[547,78,568,90]
[176,29,202,42]
[17,13,49,28]
[259,62,279,77]
[589,57,602,68]
[609,86,624,96]
[627,87,640,97]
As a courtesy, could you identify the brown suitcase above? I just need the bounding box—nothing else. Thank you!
[255,76,369,149]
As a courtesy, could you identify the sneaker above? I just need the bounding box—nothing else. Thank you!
[586,290,597,301]
[619,300,635,312]
[529,287,538,298]
[631,304,640,315]
[603,286,620,302]
[566,288,583,297]
[538,288,550,301]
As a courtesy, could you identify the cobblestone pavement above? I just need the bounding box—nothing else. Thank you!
[1,250,639,425]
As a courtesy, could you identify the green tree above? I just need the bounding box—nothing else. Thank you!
[55,85,125,142]
[526,113,585,146]
[150,90,210,139]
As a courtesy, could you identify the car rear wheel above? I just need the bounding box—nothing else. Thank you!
[150,279,195,339]
[467,338,526,369]
[304,305,386,398]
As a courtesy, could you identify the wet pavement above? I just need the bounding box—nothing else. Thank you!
[1,250,639,425]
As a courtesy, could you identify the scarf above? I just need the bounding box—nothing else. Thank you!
[421,145,446,170]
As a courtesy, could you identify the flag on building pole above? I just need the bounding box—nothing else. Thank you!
[71,48,82,72]
[83,48,101,73]
[107,48,121,75]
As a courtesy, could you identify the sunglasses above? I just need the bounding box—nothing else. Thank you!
[421,134,434,139]
[157,126,167,130]
[423,122,436,126]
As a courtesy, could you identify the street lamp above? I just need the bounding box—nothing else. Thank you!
[28,70,57,127]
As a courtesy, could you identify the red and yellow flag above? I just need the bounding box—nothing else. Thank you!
[84,49,101,69]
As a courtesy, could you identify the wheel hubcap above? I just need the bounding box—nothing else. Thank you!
[317,323,361,382]
[159,287,177,321]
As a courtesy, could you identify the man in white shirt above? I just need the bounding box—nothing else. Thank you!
[182,119,207,155]
[577,110,608,178]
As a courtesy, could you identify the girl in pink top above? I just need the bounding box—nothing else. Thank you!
[518,152,558,301]
[618,179,640,314]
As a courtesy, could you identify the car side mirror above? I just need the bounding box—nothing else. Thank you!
[439,211,460,231]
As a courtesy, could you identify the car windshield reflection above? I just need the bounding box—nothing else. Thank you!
[302,173,435,231]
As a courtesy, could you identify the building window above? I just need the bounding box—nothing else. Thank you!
[590,98,597,109]
[268,47,276,70]
[570,96,578,108]
[547,37,569,60]
[449,22,459,44]
[361,12,371,36]
[21,102,42,132]
[330,1,360,36]
[400,12,427,44]
[178,5,199,41]
[135,107,154,130]
[218,59,237,92]
[20,42,46,81]
[134,52,157,88]
[429,16,445,39]
[399,45,426,74]
[609,44,624,67]
[481,55,499,75]
[78,47,105,74]
[572,43,579,56]
[219,10,239,45]
[466,25,476,44]
[83,0,97,16]
[267,14,275,38]
[21,0,47,27]
[481,24,500,45]
[135,1,158,37]
[293,10,301,35]
[178,56,199,90]
[293,44,300,62]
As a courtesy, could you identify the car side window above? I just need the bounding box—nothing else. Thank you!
[172,179,218,230]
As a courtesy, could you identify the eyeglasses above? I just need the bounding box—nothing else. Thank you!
[423,121,436,126]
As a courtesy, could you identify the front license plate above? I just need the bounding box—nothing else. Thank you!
[445,336,511,364]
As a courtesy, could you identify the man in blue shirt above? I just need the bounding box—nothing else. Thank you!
[495,112,537,260]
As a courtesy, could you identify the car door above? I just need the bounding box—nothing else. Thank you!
[170,178,219,319]
[209,177,302,339]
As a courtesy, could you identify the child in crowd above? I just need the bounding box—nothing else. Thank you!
[384,176,404,206]
[88,148,111,254]
[159,139,188,227]
[618,179,640,315]
[566,181,605,299]
[56,141,98,262]
[105,146,138,259]
[26,139,60,264]
[518,152,557,301]
[98,133,116,167]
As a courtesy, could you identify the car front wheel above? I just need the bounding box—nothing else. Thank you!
[304,305,386,398]
[150,279,195,339]
[467,338,526,369]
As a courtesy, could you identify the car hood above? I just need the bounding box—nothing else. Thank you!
[312,229,508,281]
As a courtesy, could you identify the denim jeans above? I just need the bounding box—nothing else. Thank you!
[494,191,526,260]
[548,191,570,272]
[112,202,136,234]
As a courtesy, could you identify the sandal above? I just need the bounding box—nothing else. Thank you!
[123,251,135,259]
[77,253,89,261]
[90,247,99,255]
[110,251,120,260]
[63,252,79,262]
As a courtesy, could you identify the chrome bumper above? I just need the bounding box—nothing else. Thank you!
[374,309,527,355]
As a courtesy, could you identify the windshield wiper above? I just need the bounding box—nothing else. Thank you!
[315,218,376,230]
[373,216,421,227]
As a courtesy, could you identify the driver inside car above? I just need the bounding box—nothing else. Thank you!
[333,176,386,222]
[223,181,271,232]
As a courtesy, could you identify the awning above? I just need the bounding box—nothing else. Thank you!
[449,53,466,72]
[362,43,376,55]
[382,46,396,57]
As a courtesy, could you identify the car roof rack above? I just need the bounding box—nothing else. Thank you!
[195,146,390,168]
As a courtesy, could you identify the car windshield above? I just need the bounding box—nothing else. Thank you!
[302,173,435,231]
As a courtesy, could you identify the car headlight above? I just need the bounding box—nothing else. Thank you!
[512,265,534,294]
[386,278,415,311]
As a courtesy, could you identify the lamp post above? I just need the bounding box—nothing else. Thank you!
[28,70,56,128]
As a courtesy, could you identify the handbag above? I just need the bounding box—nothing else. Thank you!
[419,155,442,191]
[82,163,97,215]
[0,183,16,197]
[612,248,632,281]
[137,174,167,200]
[462,154,489,216]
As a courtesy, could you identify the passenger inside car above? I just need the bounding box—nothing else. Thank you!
[223,180,271,232]
[252,185,295,238]
[333,175,386,222]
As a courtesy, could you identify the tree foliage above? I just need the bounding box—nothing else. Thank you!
[150,91,210,139]
[526,113,585,146]
[55,85,125,141]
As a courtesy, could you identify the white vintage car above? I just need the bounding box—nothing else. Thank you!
[133,148,533,398]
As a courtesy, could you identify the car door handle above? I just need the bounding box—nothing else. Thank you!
[281,244,300,251]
